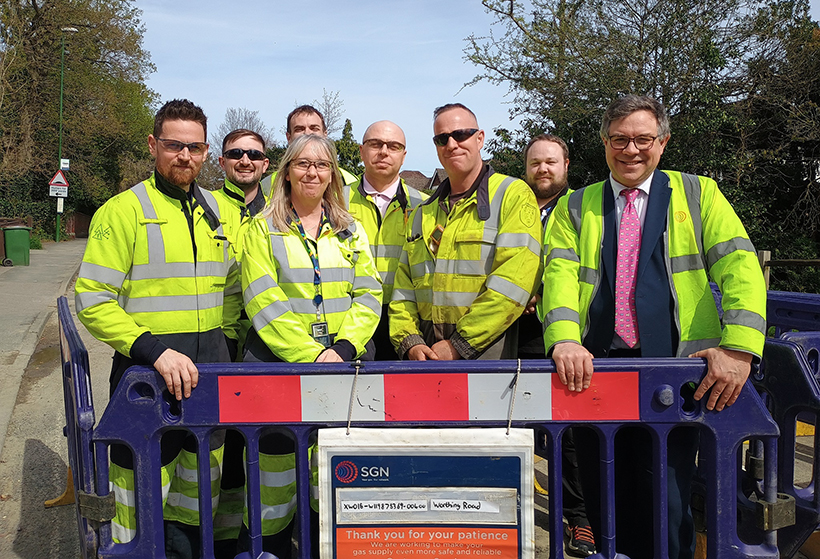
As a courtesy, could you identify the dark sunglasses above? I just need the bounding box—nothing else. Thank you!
[432,128,479,147]
[222,148,267,161]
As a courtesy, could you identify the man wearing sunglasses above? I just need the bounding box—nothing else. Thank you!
[389,103,541,361]
[75,99,241,554]
[541,95,766,559]
[344,120,427,359]
[217,128,271,220]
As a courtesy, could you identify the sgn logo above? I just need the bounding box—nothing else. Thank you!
[361,466,389,479]
[335,461,358,483]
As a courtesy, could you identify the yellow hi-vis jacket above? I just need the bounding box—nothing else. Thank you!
[241,214,382,362]
[75,173,242,357]
[344,178,428,303]
[542,170,767,358]
[389,167,542,359]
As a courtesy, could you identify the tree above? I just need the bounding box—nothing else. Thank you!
[209,107,273,151]
[0,0,155,234]
[467,0,820,291]
[336,119,363,176]
[313,88,344,138]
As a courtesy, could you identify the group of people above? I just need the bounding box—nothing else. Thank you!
[75,94,766,559]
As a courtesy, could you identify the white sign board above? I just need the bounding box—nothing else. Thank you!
[57,197,64,213]
[60,158,70,171]
[319,428,534,559]
[50,185,68,198]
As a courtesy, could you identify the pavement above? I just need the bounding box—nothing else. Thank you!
[0,238,87,458]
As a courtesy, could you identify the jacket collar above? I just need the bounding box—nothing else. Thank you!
[425,164,493,221]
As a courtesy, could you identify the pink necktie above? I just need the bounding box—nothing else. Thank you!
[615,188,641,348]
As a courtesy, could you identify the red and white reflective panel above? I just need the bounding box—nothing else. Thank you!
[218,372,640,424]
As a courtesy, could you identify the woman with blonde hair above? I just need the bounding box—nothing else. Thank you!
[237,134,381,557]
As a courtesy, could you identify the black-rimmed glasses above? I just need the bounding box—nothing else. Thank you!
[607,135,658,151]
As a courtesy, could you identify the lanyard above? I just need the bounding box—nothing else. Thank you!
[292,207,328,321]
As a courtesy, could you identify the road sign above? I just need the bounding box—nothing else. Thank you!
[49,170,69,198]
[60,159,70,171]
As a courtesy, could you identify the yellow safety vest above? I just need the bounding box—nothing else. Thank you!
[75,173,241,355]
[542,171,767,357]
[241,214,382,362]
[389,169,542,359]
[344,178,427,303]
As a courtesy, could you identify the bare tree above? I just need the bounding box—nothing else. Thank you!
[313,89,344,138]
[210,107,273,150]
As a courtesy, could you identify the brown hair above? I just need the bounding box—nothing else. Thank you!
[523,134,569,163]
[153,99,207,139]
[286,105,326,135]
[221,128,266,153]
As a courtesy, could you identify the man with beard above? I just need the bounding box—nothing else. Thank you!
[346,120,426,359]
[75,99,241,556]
[514,135,596,558]
[217,128,271,222]
[517,134,570,359]
[210,128,272,552]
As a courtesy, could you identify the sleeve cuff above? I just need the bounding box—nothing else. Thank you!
[398,334,426,360]
[329,339,356,361]
[130,332,168,366]
[451,331,479,360]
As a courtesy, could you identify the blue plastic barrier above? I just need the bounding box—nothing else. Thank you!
[767,291,820,336]
[57,297,787,558]
[759,334,820,557]
[57,296,102,558]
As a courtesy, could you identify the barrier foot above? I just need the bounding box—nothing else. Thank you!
[801,531,820,559]
[694,532,707,559]
[44,466,75,507]
[533,454,548,495]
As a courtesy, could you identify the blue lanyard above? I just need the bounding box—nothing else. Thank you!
[291,207,328,320]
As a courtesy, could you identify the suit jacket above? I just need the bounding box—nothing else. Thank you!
[584,170,678,357]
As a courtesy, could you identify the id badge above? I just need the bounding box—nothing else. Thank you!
[311,321,331,348]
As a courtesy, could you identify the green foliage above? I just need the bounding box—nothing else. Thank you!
[469,0,820,292]
[0,0,156,233]
[335,119,363,176]
[30,231,43,250]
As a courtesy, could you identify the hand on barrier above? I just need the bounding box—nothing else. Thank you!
[522,294,540,315]
[689,346,752,411]
[431,339,462,360]
[407,344,440,361]
[316,348,344,362]
[552,342,594,392]
[153,348,199,400]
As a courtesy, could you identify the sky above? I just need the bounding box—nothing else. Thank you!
[137,0,820,177]
[137,0,517,176]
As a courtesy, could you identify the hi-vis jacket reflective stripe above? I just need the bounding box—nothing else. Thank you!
[542,171,767,358]
[389,169,542,359]
[344,178,427,303]
[75,174,242,354]
[241,215,382,362]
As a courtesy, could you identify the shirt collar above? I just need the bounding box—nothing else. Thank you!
[609,173,653,200]
[362,176,400,200]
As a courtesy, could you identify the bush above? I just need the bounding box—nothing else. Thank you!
[29,230,43,250]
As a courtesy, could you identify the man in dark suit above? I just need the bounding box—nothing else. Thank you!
[541,95,767,558]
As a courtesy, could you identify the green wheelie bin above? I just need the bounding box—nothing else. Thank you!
[3,226,31,266]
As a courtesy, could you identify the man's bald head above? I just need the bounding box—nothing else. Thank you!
[360,120,407,190]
